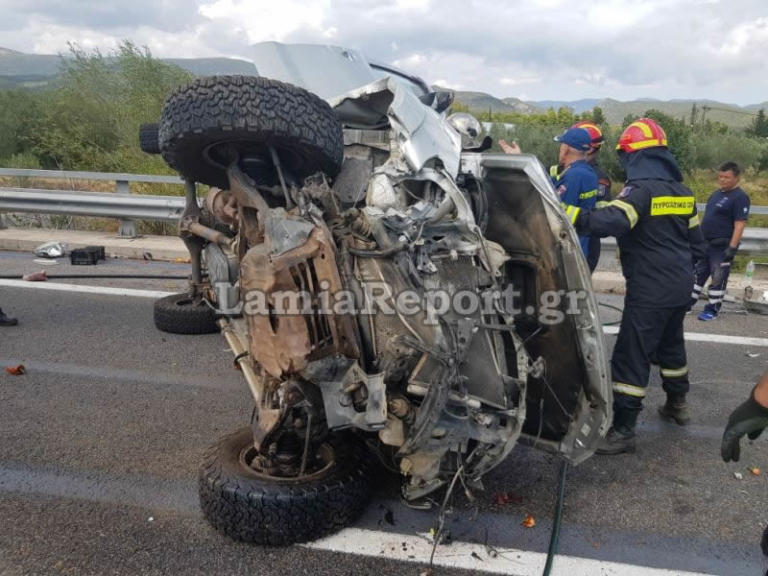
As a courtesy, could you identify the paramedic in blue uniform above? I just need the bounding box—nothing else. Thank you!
[501,128,598,260]
[550,127,599,260]
[571,118,707,454]
[571,121,612,272]
[693,161,750,321]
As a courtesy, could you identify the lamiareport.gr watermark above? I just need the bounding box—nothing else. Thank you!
[215,282,589,326]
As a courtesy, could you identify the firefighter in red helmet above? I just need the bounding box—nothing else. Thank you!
[572,118,706,454]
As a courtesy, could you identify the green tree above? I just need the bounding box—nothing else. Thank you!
[26,41,192,170]
[748,109,768,138]
[641,109,694,173]
[0,90,40,158]
[591,106,606,126]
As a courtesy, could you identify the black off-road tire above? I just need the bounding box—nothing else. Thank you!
[139,123,161,154]
[198,427,371,546]
[153,293,218,335]
[159,76,344,189]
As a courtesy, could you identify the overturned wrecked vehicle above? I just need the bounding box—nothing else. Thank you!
[141,42,611,545]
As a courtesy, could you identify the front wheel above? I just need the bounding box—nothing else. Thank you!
[198,427,372,545]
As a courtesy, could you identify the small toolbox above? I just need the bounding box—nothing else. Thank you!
[70,245,106,265]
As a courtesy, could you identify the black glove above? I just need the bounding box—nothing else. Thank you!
[723,245,738,262]
[721,391,768,462]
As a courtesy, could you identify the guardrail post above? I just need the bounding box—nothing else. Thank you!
[115,179,137,237]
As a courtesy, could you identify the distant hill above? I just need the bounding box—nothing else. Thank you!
[163,57,258,77]
[528,98,601,114]
[447,87,760,128]
[1,46,764,128]
[0,47,258,89]
[597,98,756,128]
[438,88,540,115]
[745,102,768,112]
[500,97,541,114]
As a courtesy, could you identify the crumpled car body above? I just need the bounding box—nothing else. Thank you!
[201,42,611,498]
[152,42,611,542]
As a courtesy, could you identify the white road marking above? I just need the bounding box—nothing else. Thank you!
[0,279,172,299]
[603,325,768,347]
[305,527,718,576]
[4,278,768,349]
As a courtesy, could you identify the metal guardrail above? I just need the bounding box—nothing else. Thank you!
[0,188,185,220]
[0,168,185,237]
[1,168,767,251]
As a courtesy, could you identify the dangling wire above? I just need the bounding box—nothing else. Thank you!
[428,464,464,570]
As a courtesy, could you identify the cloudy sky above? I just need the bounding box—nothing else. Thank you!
[1,0,767,105]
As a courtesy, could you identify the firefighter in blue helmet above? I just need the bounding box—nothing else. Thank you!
[551,127,599,259]
[572,121,612,272]
[501,128,599,260]
[572,118,707,454]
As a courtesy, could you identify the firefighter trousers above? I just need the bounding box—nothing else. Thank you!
[611,305,690,432]
[693,240,732,315]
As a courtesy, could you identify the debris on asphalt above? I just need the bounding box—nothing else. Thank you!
[70,246,105,265]
[33,258,59,266]
[493,491,524,506]
[746,353,761,358]
[22,271,47,282]
[471,551,484,562]
[483,527,499,558]
[174,257,191,263]
[418,569,433,576]
[750,467,761,476]
[378,505,395,526]
[143,252,153,260]
[734,472,744,480]
[5,364,26,375]
[522,514,536,528]
[148,516,154,522]
[33,241,66,258]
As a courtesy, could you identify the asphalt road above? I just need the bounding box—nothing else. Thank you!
[1,251,768,575]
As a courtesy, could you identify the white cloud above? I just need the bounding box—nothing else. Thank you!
[500,76,542,86]
[1,0,768,104]
[715,16,768,56]
[392,53,426,67]
[198,0,332,44]
[395,0,431,11]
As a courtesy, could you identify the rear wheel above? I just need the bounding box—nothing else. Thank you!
[198,427,371,545]
[158,75,344,189]
[153,293,218,335]
[139,123,161,154]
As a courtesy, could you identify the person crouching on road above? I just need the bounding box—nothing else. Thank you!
[693,161,750,321]
[572,118,707,455]
[500,127,599,261]
[571,121,612,272]
[0,307,17,326]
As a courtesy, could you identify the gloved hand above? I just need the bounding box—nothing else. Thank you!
[723,245,738,262]
[721,390,768,462]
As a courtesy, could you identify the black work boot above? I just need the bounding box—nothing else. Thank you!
[596,427,636,455]
[0,308,17,327]
[658,395,690,426]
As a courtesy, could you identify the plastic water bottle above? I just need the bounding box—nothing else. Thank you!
[745,260,755,287]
